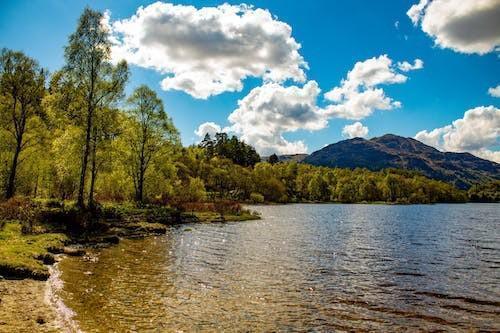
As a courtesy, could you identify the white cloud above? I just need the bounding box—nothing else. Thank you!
[397,58,424,72]
[473,149,500,162]
[195,55,421,155]
[415,106,500,162]
[407,0,500,54]
[342,122,369,138]
[488,85,500,97]
[407,0,429,25]
[107,2,307,99]
[194,122,222,139]
[227,81,325,155]
[324,55,422,120]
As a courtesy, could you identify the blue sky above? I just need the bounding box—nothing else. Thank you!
[0,0,498,159]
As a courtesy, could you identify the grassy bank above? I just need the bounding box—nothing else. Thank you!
[0,222,67,280]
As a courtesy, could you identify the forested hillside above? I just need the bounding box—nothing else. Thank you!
[304,134,500,189]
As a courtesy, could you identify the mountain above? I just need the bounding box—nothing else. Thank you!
[262,154,308,163]
[277,154,309,163]
[303,134,500,189]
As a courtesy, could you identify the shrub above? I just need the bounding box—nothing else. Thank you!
[177,200,242,215]
[0,197,40,234]
[250,192,264,203]
[214,200,242,215]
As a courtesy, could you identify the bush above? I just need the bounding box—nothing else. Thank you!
[250,192,264,203]
[0,197,40,234]
[177,200,242,215]
[214,200,242,215]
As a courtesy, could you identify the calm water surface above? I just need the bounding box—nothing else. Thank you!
[58,204,500,332]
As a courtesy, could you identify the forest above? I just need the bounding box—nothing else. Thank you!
[0,8,487,218]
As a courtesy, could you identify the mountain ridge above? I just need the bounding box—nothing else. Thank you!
[297,134,499,189]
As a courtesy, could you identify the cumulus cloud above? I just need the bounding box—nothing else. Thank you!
[415,106,500,162]
[342,122,369,138]
[488,85,500,97]
[324,55,422,120]
[226,81,326,155]
[194,122,222,139]
[198,55,421,154]
[106,2,307,99]
[407,0,500,54]
[397,58,424,72]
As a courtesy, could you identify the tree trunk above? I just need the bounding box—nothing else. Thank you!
[5,139,22,199]
[135,130,147,204]
[77,104,93,208]
[88,136,98,209]
[136,166,144,204]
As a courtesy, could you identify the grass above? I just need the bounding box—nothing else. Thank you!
[0,221,67,279]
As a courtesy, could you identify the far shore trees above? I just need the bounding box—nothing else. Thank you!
[63,8,128,208]
[0,49,46,199]
[124,85,179,204]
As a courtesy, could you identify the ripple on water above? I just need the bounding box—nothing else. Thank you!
[56,203,500,332]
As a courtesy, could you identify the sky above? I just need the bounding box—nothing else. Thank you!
[0,0,499,161]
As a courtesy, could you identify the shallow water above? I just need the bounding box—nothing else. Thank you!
[58,204,500,331]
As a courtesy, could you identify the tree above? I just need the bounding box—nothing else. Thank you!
[268,154,279,165]
[87,107,121,207]
[0,49,46,199]
[308,173,329,201]
[124,85,179,204]
[64,7,128,208]
[200,132,260,167]
[199,133,215,157]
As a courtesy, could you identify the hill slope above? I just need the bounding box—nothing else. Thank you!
[304,134,500,189]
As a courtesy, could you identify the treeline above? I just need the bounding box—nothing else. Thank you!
[175,147,467,204]
[468,181,500,202]
[0,7,478,208]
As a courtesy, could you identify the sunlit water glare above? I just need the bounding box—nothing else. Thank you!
[58,204,500,331]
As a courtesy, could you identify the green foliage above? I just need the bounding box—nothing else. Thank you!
[123,85,180,204]
[468,180,500,202]
[63,7,129,208]
[199,132,260,167]
[0,48,47,199]
[250,192,265,203]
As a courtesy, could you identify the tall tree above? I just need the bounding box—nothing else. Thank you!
[268,154,279,165]
[199,133,215,158]
[125,85,179,204]
[0,49,46,199]
[64,8,128,208]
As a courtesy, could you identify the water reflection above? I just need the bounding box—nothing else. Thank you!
[59,204,500,331]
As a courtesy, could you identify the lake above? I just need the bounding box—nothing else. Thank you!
[55,204,500,331]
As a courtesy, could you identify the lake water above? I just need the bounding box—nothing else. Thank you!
[56,204,500,332]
